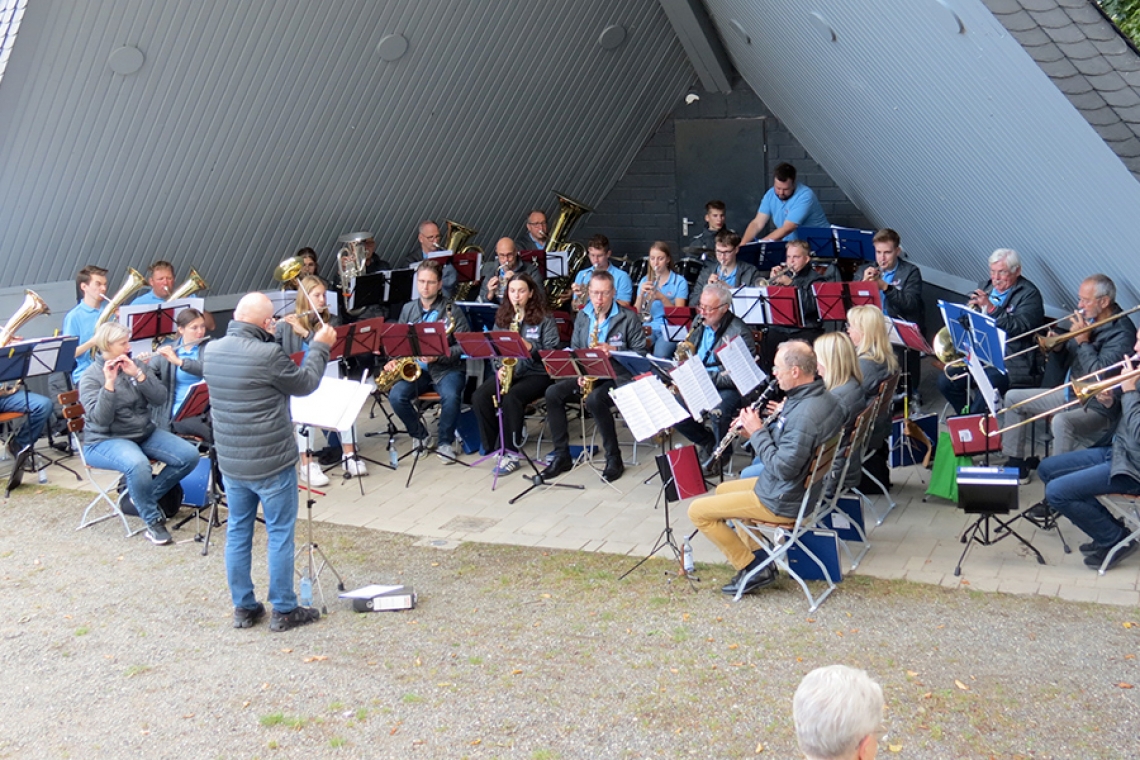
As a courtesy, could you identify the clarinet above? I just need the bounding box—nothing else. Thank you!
[702,378,780,467]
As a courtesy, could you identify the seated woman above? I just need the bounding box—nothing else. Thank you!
[846,305,900,492]
[149,307,211,442]
[278,276,361,484]
[471,273,560,476]
[79,322,200,545]
[634,241,689,358]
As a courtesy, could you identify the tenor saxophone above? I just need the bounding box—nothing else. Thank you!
[581,314,602,400]
[496,306,524,401]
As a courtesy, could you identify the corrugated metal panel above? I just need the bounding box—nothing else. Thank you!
[0,0,693,295]
[705,0,1140,310]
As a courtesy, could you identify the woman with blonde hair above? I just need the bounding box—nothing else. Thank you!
[846,305,898,401]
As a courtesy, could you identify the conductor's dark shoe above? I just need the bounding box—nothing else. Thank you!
[539,452,573,481]
[232,602,266,629]
[1024,500,1053,520]
[602,457,624,483]
[270,606,321,632]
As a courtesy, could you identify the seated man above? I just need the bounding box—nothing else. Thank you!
[0,382,53,460]
[689,231,760,304]
[688,341,841,595]
[937,248,1045,414]
[793,665,885,760]
[384,259,469,463]
[672,282,756,469]
[741,162,830,243]
[855,228,925,398]
[540,270,646,483]
[1036,329,1140,573]
[759,240,825,374]
[684,199,734,256]
[396,220,458,299]
[515,209,548,252]
[569,234,634,311]
[1003,274,1134,482]
[479,237,544,305]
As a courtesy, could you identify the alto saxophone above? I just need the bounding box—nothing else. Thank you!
[374,357,422,393]
[581,314,602,400]
[496,306,524,402]
[673,315,703,363]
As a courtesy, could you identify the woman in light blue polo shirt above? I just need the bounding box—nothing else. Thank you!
[635,241,690,358]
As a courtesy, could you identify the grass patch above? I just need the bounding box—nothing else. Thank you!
[74,626,89,636]
[123,664,150,677]
[402,693,422,704]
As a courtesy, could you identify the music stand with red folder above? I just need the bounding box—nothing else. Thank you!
[329,317,386,361]
[537,348,620,489]
[812,281,882,321]
[765,286,804,328]
[128,304,178,346]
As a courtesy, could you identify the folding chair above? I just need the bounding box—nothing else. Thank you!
[0,410,25,459]
[59,391,144,538]
[855,373,901,524]
[813,406,877,569]
[731,433,843,611]
[1094,494,1140,575]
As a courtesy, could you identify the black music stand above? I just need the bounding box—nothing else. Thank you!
[23,336,82,479]
[328,317,396,486]
[457,330,531,490]
[954,465,1045,576]
[736,240,787,271]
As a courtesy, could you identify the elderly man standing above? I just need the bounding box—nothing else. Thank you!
[203,292,335,633]
[688,340,841,595]
[793,665,886,760]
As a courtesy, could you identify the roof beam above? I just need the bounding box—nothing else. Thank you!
[657,0,734,93]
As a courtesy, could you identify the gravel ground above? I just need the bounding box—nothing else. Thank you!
[1,486,1138,759]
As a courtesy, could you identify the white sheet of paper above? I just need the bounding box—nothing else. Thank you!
[966,350,999,417]
[716,336,766,396]
[267,290,297,318]
[731,287,771,325]
[339,584,405,599]
[290,376,373,431]
[609,375,690,441]
[545,250,569,278]
[427,249,453,260]
[671,358,721,422]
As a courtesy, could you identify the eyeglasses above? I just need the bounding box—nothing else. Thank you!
[698,303,728,313]
[527,220,547,227]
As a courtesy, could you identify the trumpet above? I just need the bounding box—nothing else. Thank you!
[702,379,780,468]
[769,264,791,286]
[639,272,658,323]
[992,359,1140,435]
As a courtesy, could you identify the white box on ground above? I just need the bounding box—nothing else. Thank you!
[339,584,417,612]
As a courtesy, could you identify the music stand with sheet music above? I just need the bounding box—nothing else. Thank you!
[736,240,787,271]
[456,302,499,333]
[812,281,882,321]
[608,375,702,584]
[455,330,531,490]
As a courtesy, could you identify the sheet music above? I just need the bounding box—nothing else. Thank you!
[545,250,569,277]
[290,376,373,431]
[266,290,297,318]
[609,375,690,441]
[731,287,771,325]
[427,249,453,260]
[716,336,766,396]
[966,351,999,417]
[670,358,721,422]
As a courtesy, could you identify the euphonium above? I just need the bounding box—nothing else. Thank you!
[167,268,209,301]
[674,315,704,363]
[94,268,146,331]
[336,231,371,289]
[374,358,422,393]
[0,290,50,348]
[543,192,593,304]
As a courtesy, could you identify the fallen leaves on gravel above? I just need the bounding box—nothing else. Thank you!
[303,655,327,663]
[1118,683,1134,689]
[954,679,970,691]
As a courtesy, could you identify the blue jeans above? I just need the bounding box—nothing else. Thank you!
[0,390,52,450]
[84,430,200,526]
[388,369,465,446]
[223,467,299,612]
[1039,447,1138,548]
[651,330,678,359]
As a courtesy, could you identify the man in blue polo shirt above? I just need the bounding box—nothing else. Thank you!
[741,162,830,243]
[569,234,634,311]
[132,260,176,305]
[62,265,109,384]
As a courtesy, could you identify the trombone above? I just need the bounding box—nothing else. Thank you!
[990,354,1140,435]
[1005,305,1140,360]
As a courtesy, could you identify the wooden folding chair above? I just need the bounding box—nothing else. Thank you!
[731,433,843,611]
[813,405,877,570]
[855,373,901,524]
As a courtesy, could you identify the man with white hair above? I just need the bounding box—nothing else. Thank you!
[793,664,885,760]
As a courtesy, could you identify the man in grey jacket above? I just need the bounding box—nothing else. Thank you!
[203,293,334,632]
[688,341,842,595]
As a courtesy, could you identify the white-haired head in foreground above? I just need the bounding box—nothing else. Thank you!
[793,664,884,760]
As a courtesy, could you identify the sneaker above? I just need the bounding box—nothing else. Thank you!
[145,521,173,546]
[269,606,321,632]
[492,456,521,476]
[1084,540,1139,571]
[437,443,458,465]
[301,462,330,487]
[1005,457,1031,485]
[412,435,435,453]
[1079,540,1099,556]
[343,457,368,477]
[232,602,266,629]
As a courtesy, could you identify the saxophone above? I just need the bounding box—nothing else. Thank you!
[581,313,602,400]
[374,358,421,393]
[496,305,524,401]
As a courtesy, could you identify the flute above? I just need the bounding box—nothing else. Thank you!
[134,336,211,363]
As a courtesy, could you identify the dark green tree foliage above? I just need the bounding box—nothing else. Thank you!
[1098,0,1140,46]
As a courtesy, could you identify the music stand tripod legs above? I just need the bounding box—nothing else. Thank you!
[954,511,1046,576]
[509,431,585,504]
[295,433,345,613]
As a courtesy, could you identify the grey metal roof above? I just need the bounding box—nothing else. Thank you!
[983,0,1140,180]
[0,0,694,297]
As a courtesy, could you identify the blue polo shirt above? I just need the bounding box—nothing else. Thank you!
[132,289,165,305]
[62,301,101,383]
[574,265,634,304]
[638,272,690,332]
[758,183,830,241]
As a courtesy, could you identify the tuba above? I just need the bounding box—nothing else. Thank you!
[0,290,50,348]
[94,268,146,331]
[443,220,481,257]
[542,192,593,305]
[336,231,372,289]
[167,268,208,302]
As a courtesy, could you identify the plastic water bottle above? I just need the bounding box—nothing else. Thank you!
[389,443,399,470]
[37,469,48,484]
[682,537,695,575]
[300,574,313,607]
